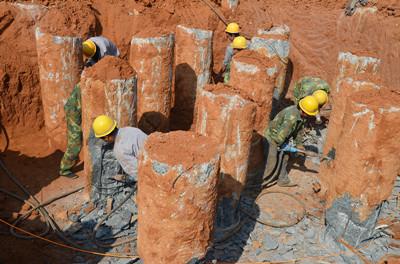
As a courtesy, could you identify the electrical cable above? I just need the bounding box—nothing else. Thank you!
[0,217,139,259]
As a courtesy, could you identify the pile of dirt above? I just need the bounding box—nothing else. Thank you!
[38,1,98,37]
[145,131,220,168]
[204,83,253,102]
[84,56,136,82]
[0,3,44,139]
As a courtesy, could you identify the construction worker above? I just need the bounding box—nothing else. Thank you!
[262,96,319,187]
[58,37,120,178]
[83,36,120,67]
[223,36,248,84]
[92,115,147,181]
[293,76,330,123]
[220,22,240,78]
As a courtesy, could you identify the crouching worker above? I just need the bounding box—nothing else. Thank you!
[262,96,319,187]
[92,115,147,182]
[293,76,330,124]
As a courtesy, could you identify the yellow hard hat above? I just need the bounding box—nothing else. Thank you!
[312,90,328,106]
[83,39,96,58]
[231,36,247,49]
[299,96,319,116]
[225,22,240,34]
[92,115,117,138]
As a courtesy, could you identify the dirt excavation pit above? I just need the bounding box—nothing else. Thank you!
[0,0,400,263]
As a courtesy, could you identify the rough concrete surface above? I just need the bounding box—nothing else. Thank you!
[80,58,137,190]
[137,131,220,264]
[322,89,400,220]
[229,50,276,135]
[195,84,256,200]
[35,28,83,150]
[250,24,290,98]
[130,33,174,134]
[172,25,213,130]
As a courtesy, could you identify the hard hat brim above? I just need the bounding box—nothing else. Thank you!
[94,120,117,138]
[231,43,246,49]
[299,100,319,116]
[225,29,239,34]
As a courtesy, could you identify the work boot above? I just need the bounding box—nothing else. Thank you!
[277,154,297,187]
[60,172,78,179]
[277,171,297,187]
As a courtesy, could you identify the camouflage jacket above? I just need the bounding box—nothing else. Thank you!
[264,105,305,146]
[293,76,330,103]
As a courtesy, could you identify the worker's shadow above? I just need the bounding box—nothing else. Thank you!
[138,111,169,135]
[170,63,197,131]
[207,173,261,262]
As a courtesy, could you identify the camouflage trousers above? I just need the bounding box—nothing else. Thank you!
[59,85,82,176]
[223,63,231,84]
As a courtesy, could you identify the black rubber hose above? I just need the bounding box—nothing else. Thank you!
[262,150,284,188]
[0,188,51,238]
[0,158,84,247]
[241,190,306,228]
[91,188,136,248]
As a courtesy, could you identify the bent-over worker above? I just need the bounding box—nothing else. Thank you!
[83,36,120,67]
[263,96,320,187]
[92,115,147,181]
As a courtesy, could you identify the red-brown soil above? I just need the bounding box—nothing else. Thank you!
[84,56,136,82]
[0,0,399,262]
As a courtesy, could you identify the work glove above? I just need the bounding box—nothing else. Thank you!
[279,142,298,153]
[315,113,322,125]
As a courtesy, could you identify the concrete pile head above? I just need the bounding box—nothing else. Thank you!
[130,33,175,134]
[221,0,239,11]
[172,25,213,130]
[13,2,47,22]
[229,50,276,135]
[35,28,83,150]
[195,83,257,199]
[324,52,381,156]
[321,89,400,220]
[334,52,381,99]
[80,56,137,188]
[35,1,98,150]
[137,131,220,264]
[250,25,290,98]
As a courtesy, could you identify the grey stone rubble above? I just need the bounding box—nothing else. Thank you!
[64,126,399,263]
[207,125,399,263]
[64,136,138,264]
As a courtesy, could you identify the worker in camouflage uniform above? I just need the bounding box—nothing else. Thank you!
[262,96,320,187]
[59,37,119,178]
[293,76,330,124]
[59,85,82,178]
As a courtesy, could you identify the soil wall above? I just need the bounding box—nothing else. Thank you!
[2,0,400,150]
